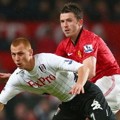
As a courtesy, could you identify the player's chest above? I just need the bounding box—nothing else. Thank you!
[23,65,56,87]
[65,43,83,62]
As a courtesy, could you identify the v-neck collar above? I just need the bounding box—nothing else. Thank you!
[72,27,83,46]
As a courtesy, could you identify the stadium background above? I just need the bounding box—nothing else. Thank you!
[0,0,120,119]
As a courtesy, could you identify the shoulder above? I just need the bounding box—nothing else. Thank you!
[82,29,96,38]
[34,53,60,64]
[34,53,56,59]
[58,38,71,46]
[81,29,102,42]
[10,68,24,79]
[12,68,23,76]
[6,68,23,85]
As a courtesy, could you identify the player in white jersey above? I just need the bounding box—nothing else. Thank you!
[0,37,116,120]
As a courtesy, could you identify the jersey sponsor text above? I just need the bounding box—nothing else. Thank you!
[27,74,56,88]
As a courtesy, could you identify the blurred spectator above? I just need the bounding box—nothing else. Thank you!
[0,110,7,120]
[14,102,30,120]
[52,0,65,21]
[0,37,10,51]
[11,0,31,20]
[34,96,60,120]
[95,0,110,21]
[85,0,110,21]
[111,1,120,21]
[33,0,53,21]
[14,102,36,120]
[0,0,119,21]
[0,0,13,20]
[35,23,57,53]
[91,24,107,41]
[53,25,64,44]
[91,23,114,51]
[34,98,51,120]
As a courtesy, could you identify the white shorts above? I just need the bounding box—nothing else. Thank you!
[95,74,120,114]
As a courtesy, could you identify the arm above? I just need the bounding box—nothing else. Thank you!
[83,56,96,79]
[69,65,90,94]
[0,73,11,83]
[0,103,4,112]
[45,54,89,94]
[0,72,22,106]
[55,41,67,57]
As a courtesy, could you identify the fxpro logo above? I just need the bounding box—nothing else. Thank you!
[27,74,56,88]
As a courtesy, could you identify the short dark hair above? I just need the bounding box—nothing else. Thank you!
[61,2,83,19]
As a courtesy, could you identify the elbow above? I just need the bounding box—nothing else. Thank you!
[88,72,96,79]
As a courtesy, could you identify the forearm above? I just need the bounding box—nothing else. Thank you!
[0,102,4,112]
[77,65,90,86]
[0,73,11,84]
[83,56,96,79]
[69,65,89,94]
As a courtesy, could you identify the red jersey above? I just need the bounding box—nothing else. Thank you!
[55,29,120,83]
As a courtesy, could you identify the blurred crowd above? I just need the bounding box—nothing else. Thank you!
[0,0,120,22]
[0,0,120,120]
[0,92,61,120]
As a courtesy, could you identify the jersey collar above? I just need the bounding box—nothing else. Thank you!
[72,27,83,46]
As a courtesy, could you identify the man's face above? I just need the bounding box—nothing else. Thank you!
[11,43,32,69]
[60,12,82,38]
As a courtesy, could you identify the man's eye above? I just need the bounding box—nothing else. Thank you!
[60,20,64,23]
[18,53,24,56]
[67,19,72,22]
[11,53,15,56]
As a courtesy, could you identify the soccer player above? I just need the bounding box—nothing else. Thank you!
[55,2,120,120]
[0,37,116,120]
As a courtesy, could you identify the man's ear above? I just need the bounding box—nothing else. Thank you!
[29,49,33,56]
[79,19,83,26]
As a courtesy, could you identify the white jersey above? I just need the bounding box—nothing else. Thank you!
[0,53,83,104]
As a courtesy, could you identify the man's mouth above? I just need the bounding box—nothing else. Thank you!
[16,63,21,67]
[65,29,69,32]
[64,29,70,34]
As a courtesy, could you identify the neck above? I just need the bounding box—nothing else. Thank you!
[26,57,35,71]
[71,27,82,44]
[71,31,81,45]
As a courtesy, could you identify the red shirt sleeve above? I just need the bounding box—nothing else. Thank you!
[81,34,99,61]
[55,41,67,57]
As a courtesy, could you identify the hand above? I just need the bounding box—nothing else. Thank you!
[0,73,11,83]
[0,103,4,112]
[69,83,85,95]
[0,73,11,79]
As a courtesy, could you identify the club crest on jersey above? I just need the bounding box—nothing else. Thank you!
[64,59,73,64]
[77,50,82,58]
[39,64,46,72]
[84,44,93,53]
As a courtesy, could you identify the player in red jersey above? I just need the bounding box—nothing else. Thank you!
[55,2,120,120]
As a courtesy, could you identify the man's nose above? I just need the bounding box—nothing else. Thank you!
[64,21,68,27]
[15,55,20,61]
